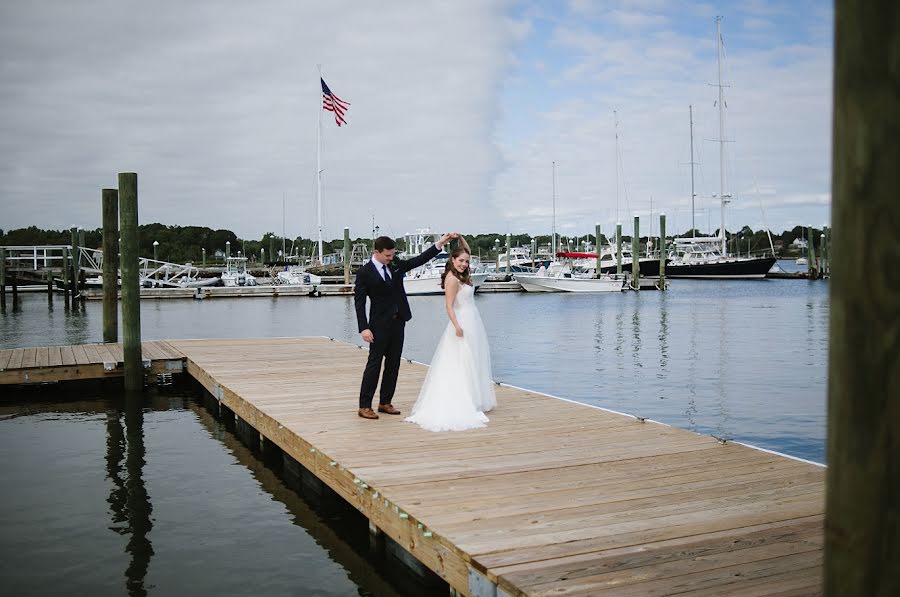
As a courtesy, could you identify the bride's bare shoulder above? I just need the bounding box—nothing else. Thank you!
[444,274,460,288]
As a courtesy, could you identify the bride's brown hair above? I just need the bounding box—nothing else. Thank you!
[440,247,472,289]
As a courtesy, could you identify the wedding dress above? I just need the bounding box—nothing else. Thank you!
[405,283,496,431]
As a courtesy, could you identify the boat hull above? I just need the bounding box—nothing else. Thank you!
[403,273,489,295]
[666,256,777,279]
[514,274,625,293]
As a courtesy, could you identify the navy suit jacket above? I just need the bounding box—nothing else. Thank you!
[354,245,441,335]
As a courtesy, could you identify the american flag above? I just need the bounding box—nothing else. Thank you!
[321,78,350,127]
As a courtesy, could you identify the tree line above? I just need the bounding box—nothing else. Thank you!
[0,223,826,264]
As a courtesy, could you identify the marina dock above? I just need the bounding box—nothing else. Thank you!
[2,336,824,595]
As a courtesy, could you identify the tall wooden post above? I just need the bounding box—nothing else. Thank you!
[70,226,80,299]
[631,216,640,290]
[0,247,6,310]
[343,227,351,284]
[826,2,899,594]
[505,233,511,274]
[102,189,119,343]
[808,226,818,279]
[595,223,602,276]
[530,239,536,269]
[118,173,143,391]
[61,246,71,306]
[659,214,667,290]
[616,222,623,275]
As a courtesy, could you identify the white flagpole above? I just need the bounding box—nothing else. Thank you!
[316,64,324,265]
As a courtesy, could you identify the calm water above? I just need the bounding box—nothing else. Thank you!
[1,263,829,595]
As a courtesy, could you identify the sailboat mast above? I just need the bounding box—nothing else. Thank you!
[316,65,324,264]
[614,110,619,226]
[690,105,696,237]
[551,161,557,255]
[715,16,727,255]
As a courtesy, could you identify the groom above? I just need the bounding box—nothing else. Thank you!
[354,232,457,419]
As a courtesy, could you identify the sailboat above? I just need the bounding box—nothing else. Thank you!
[667,17,777,279]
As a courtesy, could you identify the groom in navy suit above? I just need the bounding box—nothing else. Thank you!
[354,232,456,419]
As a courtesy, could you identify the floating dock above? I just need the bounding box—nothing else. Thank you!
[1,336,824,596]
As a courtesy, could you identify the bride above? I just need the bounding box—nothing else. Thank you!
[405,236,496,432]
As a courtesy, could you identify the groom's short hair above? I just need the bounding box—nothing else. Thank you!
[374,236,395,252]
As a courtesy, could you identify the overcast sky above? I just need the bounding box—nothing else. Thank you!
[1,0,833,241]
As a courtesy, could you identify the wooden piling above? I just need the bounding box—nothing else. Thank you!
[343,227,351,284]
[826,1,900,593]
[659,214,666,290]
[631,216,640,290]
[102,189,119,343]
[616,222,623,275]
[0,247,6,309]
[70,226,80,298]
[61,246,71,306]
[505,233,511,274]
[594,223,602,276]
[808,226,818,279]
[118,173,143,391]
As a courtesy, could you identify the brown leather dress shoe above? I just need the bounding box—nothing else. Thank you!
[377,404,401,415]
[358,408,379,419]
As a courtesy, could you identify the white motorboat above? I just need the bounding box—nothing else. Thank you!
[274,266,322,286]
[220,257,258,287]
[515,264,626,293]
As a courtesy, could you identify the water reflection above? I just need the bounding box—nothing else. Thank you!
[188,398,440,597]
[105,394,154,597]
[684,304,699,430]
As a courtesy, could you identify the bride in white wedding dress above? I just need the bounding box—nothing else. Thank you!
[405,239,496,432]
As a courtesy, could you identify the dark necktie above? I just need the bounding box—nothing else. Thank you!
[382,265,391,281]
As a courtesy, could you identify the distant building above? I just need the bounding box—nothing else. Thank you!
[214,249,225,258]
[791,238,808,249]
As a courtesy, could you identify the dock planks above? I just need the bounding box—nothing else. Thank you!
[169,336,824,596]
[0,340,184,385]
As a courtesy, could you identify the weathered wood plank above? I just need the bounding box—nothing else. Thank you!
[71,344,90,365]
[35,346,50,368]
[48,345,62,367]
[59,345,76,366]
[7,348,25,369]
[21,347,37,369]
[0,349,12,370]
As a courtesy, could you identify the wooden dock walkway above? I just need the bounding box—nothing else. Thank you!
[2,336,824,595]
[0,340,184,385]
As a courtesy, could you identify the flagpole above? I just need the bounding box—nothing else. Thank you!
[316,64,324,265]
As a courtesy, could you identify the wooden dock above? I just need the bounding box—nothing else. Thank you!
[0,340,184,385]
[2,336,824,595]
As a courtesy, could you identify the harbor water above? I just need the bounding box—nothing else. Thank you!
[1,264,829,595]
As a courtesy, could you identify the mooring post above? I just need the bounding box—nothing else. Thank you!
[0,247,6,310]
[594,223,602,277]
[530,238,536,269]
[505,233,511,274]
[102,188,119,343]
[61,246,70,306]
[808,226,818,279]
[343,227,351,284]
[494,238,500,273]
[631,216,640,290]
[616,222,623,275]
[70,226,80,299]
[826,2,900,593]
[118,173,143,391]
[659,213,667,290]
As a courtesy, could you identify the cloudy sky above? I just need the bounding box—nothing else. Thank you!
[1,0,833,241]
